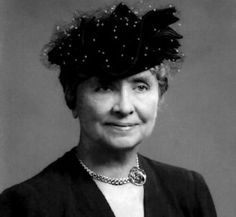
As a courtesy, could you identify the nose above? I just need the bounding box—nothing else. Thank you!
[112,88,134,116]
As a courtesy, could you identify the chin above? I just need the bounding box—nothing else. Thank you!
[101,135,143,151]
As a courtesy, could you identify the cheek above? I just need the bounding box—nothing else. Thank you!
[138,93,159,122]
[147,101,158,122]
[76,96,112,123]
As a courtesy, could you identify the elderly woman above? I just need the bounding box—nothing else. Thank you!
[0,3,217,217]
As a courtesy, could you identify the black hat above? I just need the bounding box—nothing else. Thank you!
[44,2,183,81]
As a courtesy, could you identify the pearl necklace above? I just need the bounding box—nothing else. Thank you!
[77,155,146,186]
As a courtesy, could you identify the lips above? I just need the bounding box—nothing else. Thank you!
[105,122,139,132]
[105,122,138,127]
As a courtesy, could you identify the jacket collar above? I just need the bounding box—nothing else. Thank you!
[64,148,175,217]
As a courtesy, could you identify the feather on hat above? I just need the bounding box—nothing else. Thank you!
[44,3,183,80]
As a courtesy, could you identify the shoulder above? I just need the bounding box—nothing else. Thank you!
[0,180,45,216]
[140,155,217,216]
[0,148,77,215]
[2,148,75,191]
[139,155,211,199]
[140,154,205,184]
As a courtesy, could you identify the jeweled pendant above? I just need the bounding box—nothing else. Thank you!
[128,166,146,186]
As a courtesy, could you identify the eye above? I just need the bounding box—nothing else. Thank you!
[134,83,149,92]
[95,84,113,92]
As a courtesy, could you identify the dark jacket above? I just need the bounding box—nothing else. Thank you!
[0,147,217,217]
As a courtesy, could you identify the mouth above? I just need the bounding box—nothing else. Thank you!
[105,123,139,131]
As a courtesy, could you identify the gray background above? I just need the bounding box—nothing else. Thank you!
[0,0,236,216]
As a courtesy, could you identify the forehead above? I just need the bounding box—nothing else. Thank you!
[77,70,158,92]
[95,69,157,84]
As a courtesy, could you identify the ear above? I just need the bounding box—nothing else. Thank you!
[156,95,166,113]
[158,96,164,107]
[72,110,78,119]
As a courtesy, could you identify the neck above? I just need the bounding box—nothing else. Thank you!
[76,139,139,178]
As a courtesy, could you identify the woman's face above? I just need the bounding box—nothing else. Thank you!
[74,70,160,151]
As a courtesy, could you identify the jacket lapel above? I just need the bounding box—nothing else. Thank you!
[66,149,182,217]
[140,155,181,217]
[68,149,116,217]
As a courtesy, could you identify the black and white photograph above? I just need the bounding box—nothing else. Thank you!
[0,0,235,216]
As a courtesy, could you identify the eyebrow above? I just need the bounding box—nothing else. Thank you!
[128,75,152,83]
[94,73,154,86]
[93,77,112,83]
